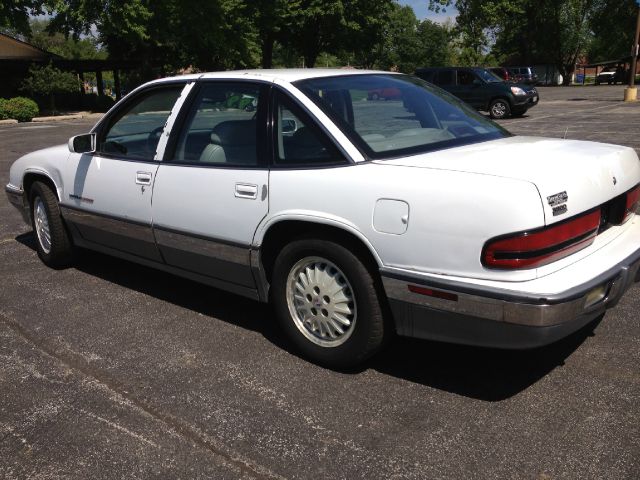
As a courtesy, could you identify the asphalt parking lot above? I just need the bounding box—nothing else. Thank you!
[1,85,639,479]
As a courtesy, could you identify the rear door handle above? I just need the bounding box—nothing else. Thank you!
[235,183,258,199]
[136,171,152,185]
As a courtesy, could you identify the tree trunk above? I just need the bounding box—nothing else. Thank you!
[261,33,274,69]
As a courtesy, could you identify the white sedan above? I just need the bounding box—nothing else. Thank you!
[6,69,640,367]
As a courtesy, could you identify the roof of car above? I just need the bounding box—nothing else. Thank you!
[150,68,395,86]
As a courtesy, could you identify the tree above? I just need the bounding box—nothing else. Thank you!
[21,63,80,113]
[28,19,106,59]
[0,0,46,37]
[429,0,600,84]
[589,0,639,62]
[377,4,421,72]
[285,0,350,68]
[246,0,299,68]
[416,19,453,67]
[47,0,260,75]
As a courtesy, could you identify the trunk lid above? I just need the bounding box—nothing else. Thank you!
[375,136,640,224]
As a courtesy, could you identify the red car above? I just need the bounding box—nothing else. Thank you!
[367,87,402,100]
[489,67,513,82]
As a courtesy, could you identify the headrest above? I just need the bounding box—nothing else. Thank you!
[210,120,256,146]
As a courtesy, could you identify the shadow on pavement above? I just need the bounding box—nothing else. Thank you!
[17,232,598,402]
[367,319,599,401]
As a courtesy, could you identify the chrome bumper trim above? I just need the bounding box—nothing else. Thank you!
[382,251,640,328]
[5,184,29,224]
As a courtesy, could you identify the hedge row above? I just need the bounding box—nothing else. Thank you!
[0,97,40,122]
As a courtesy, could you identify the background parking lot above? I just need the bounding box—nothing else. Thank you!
[1,85,639,479]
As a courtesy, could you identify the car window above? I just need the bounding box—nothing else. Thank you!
[434,70,454,86]
[273,91,346,167]
[173,83,261,166]
[295,74,509,160]
[476,69,503,83]
[457,70,477,86]
[99,87,182,160]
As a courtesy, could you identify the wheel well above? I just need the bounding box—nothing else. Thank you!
[260,220,380,283]
[22,173,59,204]
[490,96,512,107]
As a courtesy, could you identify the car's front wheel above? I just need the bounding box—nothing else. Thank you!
[271,239,386,368]
[30,181,74,268]
[489,99,511,119]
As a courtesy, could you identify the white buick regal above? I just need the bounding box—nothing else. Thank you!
[6,69,640,367]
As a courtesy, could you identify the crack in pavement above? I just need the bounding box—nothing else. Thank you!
[0,312,287,480]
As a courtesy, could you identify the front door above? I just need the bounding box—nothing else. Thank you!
[60,84,186,261]
[151,81,270,290]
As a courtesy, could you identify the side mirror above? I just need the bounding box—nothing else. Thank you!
[68,133,96,154]
[281,118,298,134]
[472,79,482,86]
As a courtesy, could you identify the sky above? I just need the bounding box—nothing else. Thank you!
[397,0,458,24]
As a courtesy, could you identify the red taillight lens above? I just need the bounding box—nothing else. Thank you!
[624,185,640,222]
[482,210,601,269]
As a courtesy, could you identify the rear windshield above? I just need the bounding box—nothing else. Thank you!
[294,74,509,160]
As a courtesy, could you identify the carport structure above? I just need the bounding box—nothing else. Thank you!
[578,55,640,85]
[0,32,136,101]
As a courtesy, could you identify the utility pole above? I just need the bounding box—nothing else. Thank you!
[624,1,640,101]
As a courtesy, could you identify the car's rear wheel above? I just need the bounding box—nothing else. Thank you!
[489,99,511,119]
[271,239,386,368]
[30,181,74,268]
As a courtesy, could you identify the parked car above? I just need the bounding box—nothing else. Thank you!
[367,87,402,100]
[506,66,539,85]
[415,66,539,119]
[6,70,640,368]
[489,67,514,82]
[595,66,626,85]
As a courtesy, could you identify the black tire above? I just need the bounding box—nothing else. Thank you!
[489,98,511,119]
[30,181,74,268]
[271,238,386,368]
[371,92,379,101]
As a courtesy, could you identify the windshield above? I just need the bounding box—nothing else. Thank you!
[294,74,509,160]
[476,69,503,83]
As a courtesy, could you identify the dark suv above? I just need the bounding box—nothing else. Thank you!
[415,67,539,119]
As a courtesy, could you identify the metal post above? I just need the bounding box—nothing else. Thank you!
[624,3,640,101]
[114,69,121,100]
[96,70,104,96]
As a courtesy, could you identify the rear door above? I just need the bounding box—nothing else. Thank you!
[453,69,483,107]
[151,81,270,293]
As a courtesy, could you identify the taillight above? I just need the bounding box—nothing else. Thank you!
[624,184,640,222]
[482,210,601,269]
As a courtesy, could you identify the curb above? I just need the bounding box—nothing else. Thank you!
[32,114,85,122]
[0,119,18,125]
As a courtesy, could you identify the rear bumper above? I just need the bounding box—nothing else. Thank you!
[382,245,640,349]
[5,185,29,225]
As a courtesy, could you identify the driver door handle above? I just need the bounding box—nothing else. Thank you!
[136,171,152,185]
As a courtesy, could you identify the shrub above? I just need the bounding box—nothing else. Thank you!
[4,97,39,122]
[82,93,116,113]
[0,98,8,120]
[21,63,80,114]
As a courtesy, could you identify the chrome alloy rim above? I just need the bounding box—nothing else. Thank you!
[492,102,507,117]
[286,256,357,347]
[34,197,52,254]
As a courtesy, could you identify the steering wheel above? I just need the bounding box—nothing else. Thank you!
[147,126,165,156]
